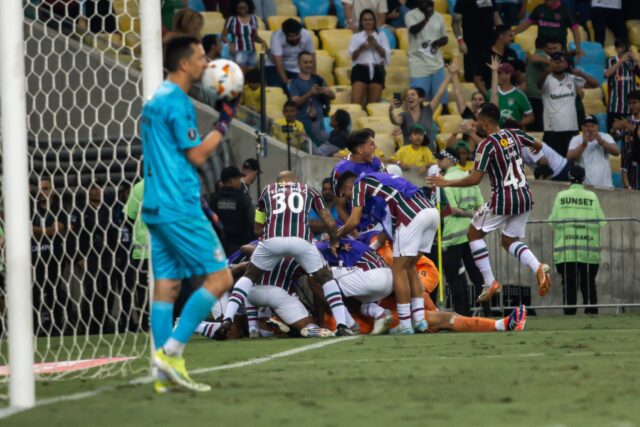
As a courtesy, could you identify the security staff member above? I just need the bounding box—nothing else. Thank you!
[548,165,605,315]
[439,148,485,316]
[209,166,255,255]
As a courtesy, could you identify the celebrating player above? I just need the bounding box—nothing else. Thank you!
[337,171,439,335]
[141,36,239,393]
[427,103,552,303]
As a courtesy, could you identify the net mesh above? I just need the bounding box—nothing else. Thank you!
[0,0,153,396]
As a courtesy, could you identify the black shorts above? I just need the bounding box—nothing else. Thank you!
[351,64,386,86]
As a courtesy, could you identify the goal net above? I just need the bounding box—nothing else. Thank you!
[0,0,154,398]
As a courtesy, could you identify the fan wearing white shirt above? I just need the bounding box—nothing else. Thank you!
[522,140,571,181]
[567,115,620,189]
[348,9,391,107]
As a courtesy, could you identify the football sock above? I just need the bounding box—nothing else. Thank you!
[165,287,217,356]
[196,321,220,338]
[495,319,507,331]
[508,242,541,273]
[344,307,356,328]
[151,301,174,350]
[360,303,385,319]
[322,280,347,326]
[411,297,426,322]
[469,239,495,286]
[246,302,259,331]
[450,315,497,332]
[397,303,412,328]
[224,277,252,320]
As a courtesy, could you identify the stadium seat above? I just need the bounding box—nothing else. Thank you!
[628,20,640,47]
[316,55,335,85]
[275,2,297,17]
[357,116,398,134]
[447,101,459,115]
[602,82,609,105]
[330,85,352,104]
[374,133,398,158]
[367,102,391,117]
[436,133,453,151]
[385,66,409,88]
[567,26,589,46]
[442,13,452,30]
[266,106,285,120]
[582,87,604,104]
[296,0,330,20]
[389,49,408,67]
[382,85,406,102]
[334,67,352,85]
[335,51,352,68]
[265,87,288,111]
[310,32,320,49]
[268,15,301,31]
[447,82,478,105]
[200,13,225,36]
[437,114,462,133]
[515,26,537,54]
[610,154,621,173]
[319,29,353,53]
[570,42,605,67]
[594,112,607,131]
[441,30,460,60]
[577,64,605,85]
[583,100,607,115]
[380,27,397,50]
[201,11,223,21]
[435,0,448,13]
[304,16,338,31]
[330,104,367,123]
[396,28,409,52]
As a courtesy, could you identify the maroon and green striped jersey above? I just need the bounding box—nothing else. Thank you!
[258,257,305,294]
[356,249,389,272]
[606,56,639,115]
[474,128,535,215]
[257,182,326,241]
[352,175,433,228]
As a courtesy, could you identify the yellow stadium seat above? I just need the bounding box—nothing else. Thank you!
[275,3,297,16]
[310,32,320,49]
[305,16,338,31]
[447,102,459,115]
[435,0,448,13]
[396,28,409,52]
[201,14,225,36]
[331,85,352,104]
[602,82,608,105]
[275,0,292,5]
[432,103,443,122]
[374,133,398,158]
[527,0,544,13]
[330,103,362,115]
[437,114,463,133]
[515,26,538,54]
[255,16,265,30]
[628,20,640,47]
[357,116,398,134]
[389,49,408,67]
[266,106,284,120]
[382,85,406,102]
[610,154,621,173]
[436,133,453,151]
[385,66,409,88]
[442,13,452,30]
[265,87,287,111]
[584,101,607,115]
[582,87,604,104]
[334,67,352,85]
[268,15,301,31]
[447,82,478,105]
[335,50,352,68]
[319,29,353,53]
[442,30,460,60]
[255,30,273,53]
[367,102,391,117]
[567,26,589,45]
[201,11,223,21]
[316,54,335,85]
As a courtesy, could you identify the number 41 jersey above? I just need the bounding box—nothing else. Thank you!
[257,182,326,241]
[474,128,535,215]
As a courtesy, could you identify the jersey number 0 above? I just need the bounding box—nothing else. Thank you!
[272,192,304,214]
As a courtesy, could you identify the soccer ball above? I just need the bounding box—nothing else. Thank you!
[201,59,244,101]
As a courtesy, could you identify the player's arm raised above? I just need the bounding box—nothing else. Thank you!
[428,170,484,188]
[185,99,239,167]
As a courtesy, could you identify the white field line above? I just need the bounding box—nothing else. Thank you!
[0,336,358,421]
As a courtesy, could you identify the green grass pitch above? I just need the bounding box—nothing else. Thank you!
[4,315,640,426]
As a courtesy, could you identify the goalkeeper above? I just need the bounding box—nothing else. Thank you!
[141,35,238,393]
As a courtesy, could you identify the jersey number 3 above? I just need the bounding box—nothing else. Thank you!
[272,192,304,214]
[503,158,526,188]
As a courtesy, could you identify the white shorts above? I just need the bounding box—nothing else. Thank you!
[211,291,229,319]
[471,204,529,238]
[393,208,440,257]
[251,237,326,273]
[331,267,393,303]
[247,285,309,325]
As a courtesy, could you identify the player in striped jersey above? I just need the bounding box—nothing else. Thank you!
[612,90,640,190]
[428,103,552,303]
[337,171,440,335]
[215,171,354,338]
[604,39,640,129]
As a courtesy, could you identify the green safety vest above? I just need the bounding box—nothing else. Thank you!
[548,184,606,264]
[442,166,484,247]
[125,180,149,261]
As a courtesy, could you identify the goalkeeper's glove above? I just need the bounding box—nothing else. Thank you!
[214,97,240,136]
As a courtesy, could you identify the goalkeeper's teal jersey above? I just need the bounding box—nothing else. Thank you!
[141,81,203,224]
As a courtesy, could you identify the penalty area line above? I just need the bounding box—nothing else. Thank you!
[0,336,358,420]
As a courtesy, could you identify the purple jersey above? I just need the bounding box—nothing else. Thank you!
[330,156,386,197]
[316,238,388,271]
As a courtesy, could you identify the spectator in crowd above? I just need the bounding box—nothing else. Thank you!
[405,0,449,110]
[523,140,572,181]
[454,141,475,172]
[348,9,391,107]
[241,68,261,113]
[161,0,186,33]
[343,0,388,31]
[271,100,309,150]
[164,8,204,41]
[474,25,526,96]
[591,0,626,46]
[515,0,584,58]
[253,0,276,22]
[311,108,353,156]
[241,158,261,198]
[612,90,640,190]
[526,37,563,131]
[309,177,340,239]
[209,166,255,255]
[487,58,534,128]
[567,115,620,188]
[540,52,598,156]
[265,19,315,90]
[31,176,67,335]
[561,0,591,30]
[389,124,437,175]
[439,147,485,316]
[548,165,605,315]
[289,51,336,147]
[453,0,503,82]
[203,34,223,61]
[386,0,410,27]
[605,39,640,130]
[496,0,526,28]
[70,182,118,334]
[222,0,268,71]
[389,61,458,147]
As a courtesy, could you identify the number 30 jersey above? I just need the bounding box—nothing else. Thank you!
[257,182,326,241]
[474,128,535,215]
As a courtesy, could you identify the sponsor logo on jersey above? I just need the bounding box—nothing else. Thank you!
[188,129,197,140]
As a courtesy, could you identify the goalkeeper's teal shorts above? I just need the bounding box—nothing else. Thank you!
[147,216,228,280]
